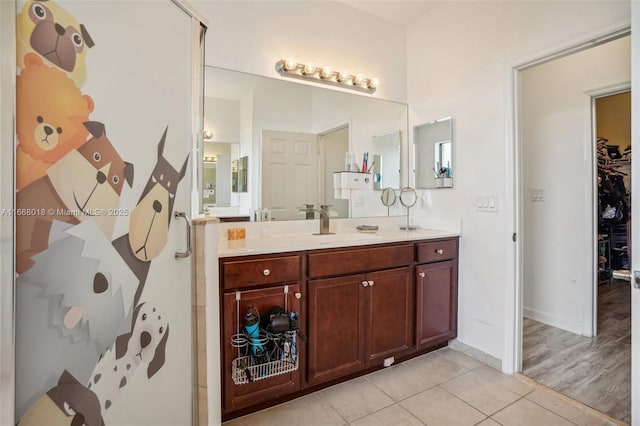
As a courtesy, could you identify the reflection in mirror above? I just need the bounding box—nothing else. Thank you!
[372,130,401,190]
[414,117,453,189]
[232,156,248,193]
[203,66,408,220]
[202,142,239,208]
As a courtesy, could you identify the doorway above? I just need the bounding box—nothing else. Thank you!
[319,126,349,219]
[517,34,631,423]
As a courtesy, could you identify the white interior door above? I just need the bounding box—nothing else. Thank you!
[13,1,203,425]
[262,130,318,220]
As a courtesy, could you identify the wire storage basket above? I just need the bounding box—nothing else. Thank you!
[231,330,298,385]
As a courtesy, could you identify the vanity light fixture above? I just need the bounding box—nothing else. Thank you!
[275,58,378,94]
[203,156,216,163]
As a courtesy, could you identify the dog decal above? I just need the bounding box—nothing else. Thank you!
[19,370,104,426]
[15,221,138,419]
[16,121,134,273]
[17,0,94,86]
[16,53,94,189]
[113,126,189,305]
[88,303,169,412]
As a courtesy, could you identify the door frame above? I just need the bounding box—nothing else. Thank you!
[318,124,350,218]
[504,26,630,375]
[0,1,16,425]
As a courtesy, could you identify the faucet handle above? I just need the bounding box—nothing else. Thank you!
[320,204,332,210]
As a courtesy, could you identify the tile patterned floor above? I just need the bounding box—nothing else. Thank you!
[225,347,622,426]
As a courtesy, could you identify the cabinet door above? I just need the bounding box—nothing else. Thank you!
[308,274,366,385]
[416,260,458,348]
[365,267,414,365]
[222,284,301,414]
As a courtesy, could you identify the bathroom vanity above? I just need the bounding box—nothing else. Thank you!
[218,230,459,419]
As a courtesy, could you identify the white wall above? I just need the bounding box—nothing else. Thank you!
[521,37,630,335]
[204,97,240,143]
[406,1,630,362]
[0,2,15,424]
[192,0,407,103]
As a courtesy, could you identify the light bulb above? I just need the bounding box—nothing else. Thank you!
[368,77,379,89]
[284,58,297,71]
[353,74,364,86]
[303,63,316,75]
[320,66,333,79]
[337,71,349,83]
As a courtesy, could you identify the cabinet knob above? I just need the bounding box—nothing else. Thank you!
[362,281,369,287]
[419,272,425,278]
[263,269,271,276]
[368,280,374,287]
[435,249,444,255]
[295,292,302,299]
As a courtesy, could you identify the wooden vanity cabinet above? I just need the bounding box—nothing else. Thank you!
[307,244,414,385]
[220,254,303,414]
[415,239,459,349]
[219,237,459,418]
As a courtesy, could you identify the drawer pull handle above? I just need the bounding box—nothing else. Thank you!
[263,269,271,276]
[368,280,374,287]
[362,281,369,287]
[419,272,425,278]
[436,249,444,255]
[295,292,302,299]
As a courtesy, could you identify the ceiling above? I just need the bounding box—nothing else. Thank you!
[337,0,444,25]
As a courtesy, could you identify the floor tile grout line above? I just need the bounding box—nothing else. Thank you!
[318,389,350,426]
[434,384,492,418]
[363,368,439,403]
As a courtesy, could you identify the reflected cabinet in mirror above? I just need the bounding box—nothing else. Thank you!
[203,66,409,220]
[414,117,454,189]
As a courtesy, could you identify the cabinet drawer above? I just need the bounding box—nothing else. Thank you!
[417,239,458,263]
[308,244,413,278]
[222,255,300,289]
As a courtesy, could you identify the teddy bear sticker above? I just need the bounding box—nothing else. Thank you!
[16,53,94,189]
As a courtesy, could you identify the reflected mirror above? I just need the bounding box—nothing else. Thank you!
[203,66,409,219]
[414,117,453,189]
[372,130,401,190]
[202,142,239,207]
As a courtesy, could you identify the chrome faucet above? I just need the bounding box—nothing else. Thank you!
[298,204,334,235]
[318,204,333,235]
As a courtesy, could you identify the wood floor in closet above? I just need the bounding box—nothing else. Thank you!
[522,281,631,424]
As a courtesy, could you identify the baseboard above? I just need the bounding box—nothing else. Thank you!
[523,307,583,335]
[448,339,502,371]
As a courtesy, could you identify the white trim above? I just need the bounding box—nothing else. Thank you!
[523,308,584,336]
[506,25,631,377]
[0,1,16,425]
[171,0,209,27]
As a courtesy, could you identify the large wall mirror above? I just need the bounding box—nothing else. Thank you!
[414,117,454,189]
[202,66,409,220]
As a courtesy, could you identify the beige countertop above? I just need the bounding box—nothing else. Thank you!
[218,228,459,257]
